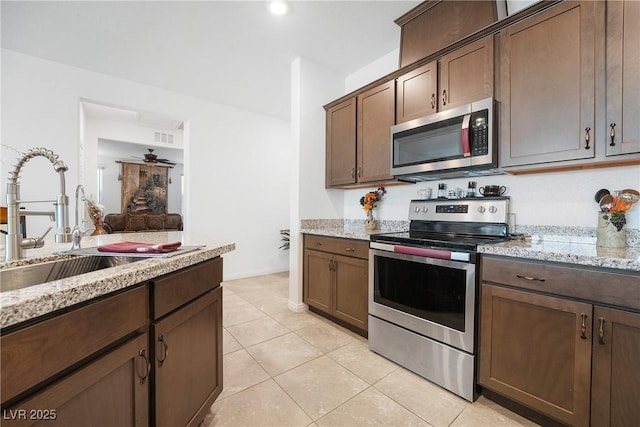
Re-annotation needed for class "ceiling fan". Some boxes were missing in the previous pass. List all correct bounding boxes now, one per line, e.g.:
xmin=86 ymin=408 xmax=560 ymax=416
xmin=132 ymin=148 xmax=176 ymax=167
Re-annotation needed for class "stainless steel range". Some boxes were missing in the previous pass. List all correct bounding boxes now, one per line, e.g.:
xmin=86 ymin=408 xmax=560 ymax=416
xmin=368 ymin=197 xmax=509 ymax=402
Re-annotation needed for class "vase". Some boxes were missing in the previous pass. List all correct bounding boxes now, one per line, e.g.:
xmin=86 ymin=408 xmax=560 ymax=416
xmin=364 ymin=210 xmax=379 ymax=231
xmin=91 ymin=220 xmax=108 ymax=236
xmin=596 ymin=212 xmax=626 ymax=248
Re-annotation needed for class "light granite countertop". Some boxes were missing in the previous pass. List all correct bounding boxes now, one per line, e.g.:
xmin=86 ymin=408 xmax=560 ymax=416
xmin=301 ymin=220 xmax=640 ymax=274
xmin=0 ymin=232 xmax=235 ymax=329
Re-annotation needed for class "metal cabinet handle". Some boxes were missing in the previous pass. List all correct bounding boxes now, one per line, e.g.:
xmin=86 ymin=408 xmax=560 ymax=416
xmin=580 ymin=313 xmax=588 ymax=340
xmin=609 ymin=123 xmax=616 ymax=147
xmin=442 ymin=90 xmax=447 ymax=106
xmin=584 ymin=127 xmax=591 ymax=150
xmin=357 ymin=166 xmax=362 ymax=178
xmin=430 ymin=93 xmax=436 ymax=109
xmin=328 ymin=259 xmax=334 ymax=271
xmin=351 ymin=168 xmax=355 ymax=179
xmin=137 ymin=349 xmax=151 ymax=384
xmin=157 ymin=335 xmax=169 ymax=367
xmin=345 ymin=247 xmax=355 ymax=252
xmin=598 ymin=317 xmax=605 ymax=345
xmin=516 ymin=274 xmax=545 ymax=282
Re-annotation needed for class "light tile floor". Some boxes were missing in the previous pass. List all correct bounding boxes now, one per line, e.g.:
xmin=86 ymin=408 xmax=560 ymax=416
xmin=203 ymin=272 xmax=540 ymax=427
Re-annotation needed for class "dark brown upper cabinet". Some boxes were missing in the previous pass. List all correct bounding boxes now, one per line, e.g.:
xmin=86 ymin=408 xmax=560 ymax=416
xmin=606 ymin=0 xmax=640 ymax=157
xmin=498 ymin=1 xmax=596 ymax=168
xmin=326 ymin=80 xmax=395 ymax=188
xmin=396 ymin=36 xmax=494 ymax=124
xmin=396 ymin=0 xmax=498 ymax=68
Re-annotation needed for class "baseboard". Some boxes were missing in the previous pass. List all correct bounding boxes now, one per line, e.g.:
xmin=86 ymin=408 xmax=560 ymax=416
xmin=287 ymin=300 xmax=307 ymax=312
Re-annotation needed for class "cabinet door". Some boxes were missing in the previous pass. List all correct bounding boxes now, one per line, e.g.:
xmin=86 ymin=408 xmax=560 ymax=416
xmin=2 ymin=334 xmax=149 ymax=427
xmin=303 ymin=249 xmax=333 ymax=312
xmin=153 ymin=287 xmax=223 ymax=427
xmin=479 ymin=284 xmax=592 ymax=426
xmin=591 ymin=307 xmax=640 ymax=427
xmin=439 ymin=37 xmax=494 ymax=111
xmin=333 ymin=254 xmax=368 ymax=332
xmin=396 ymin=61 xmax=437 ymax=123
xmin=499 ymin=1 xmax=596 ymax=167
xmin=357 ymin=80 xmax=395 ymax=183
xmin=606 ymin=0 xmax=640 ymax=156
xmin=326 ymin=98 xmax=356 ymax=186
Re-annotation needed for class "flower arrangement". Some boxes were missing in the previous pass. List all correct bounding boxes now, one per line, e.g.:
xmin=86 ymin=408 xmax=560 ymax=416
xmin=360 ymin=187 xmax=386 ymax=230
xmin=360 ymin=187 xmax=387 ymax=212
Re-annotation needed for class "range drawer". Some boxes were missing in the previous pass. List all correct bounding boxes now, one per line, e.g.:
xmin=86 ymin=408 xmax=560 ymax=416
xmin=482 ymin=256 xmax=640 ymax=311
xmin=304 ymin=235 xmax=369 ymax=259
xmin=153 ymin=257 xmax=222 ymax=320
xmin=1 ymin=285 xmax=147 ymax=404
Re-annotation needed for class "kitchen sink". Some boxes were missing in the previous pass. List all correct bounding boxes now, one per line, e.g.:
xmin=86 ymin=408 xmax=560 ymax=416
xmin=0 ymin=255 xmax=143 ymax=292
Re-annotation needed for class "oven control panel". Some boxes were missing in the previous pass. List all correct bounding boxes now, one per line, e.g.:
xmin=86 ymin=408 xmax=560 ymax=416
xmin=409 ymin=197 xmax=509 ymax=223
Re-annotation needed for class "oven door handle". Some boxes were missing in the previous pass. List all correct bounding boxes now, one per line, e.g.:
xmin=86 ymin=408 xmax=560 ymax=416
xmin=370 ymin=242 xmax=470 ymax=262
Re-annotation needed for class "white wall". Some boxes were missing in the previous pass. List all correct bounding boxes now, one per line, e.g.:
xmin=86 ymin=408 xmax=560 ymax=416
xmin=343 ymin=167 xmax=640 ymax=229
xmin=1 ymin=49 xmax=290 ymax=279
xmin=345 ymin=48 xmax=400 ymax=92
xmin=289 ymin=57 xmax=347 ymax=309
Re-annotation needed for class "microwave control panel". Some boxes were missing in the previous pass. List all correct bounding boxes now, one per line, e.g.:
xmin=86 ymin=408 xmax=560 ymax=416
xmin=470 ymin=111 xmax=489 ymax=157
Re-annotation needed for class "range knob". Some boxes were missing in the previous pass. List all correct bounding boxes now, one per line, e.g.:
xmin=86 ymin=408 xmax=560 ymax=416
xmin=489 ymin=206 xmax=498 ymax=214
xmin=414 ymin=206 xmax=421 ymax=213
xmin=477 ymin=206 xmax=486 ymax=213
xmin=422 ymin=206 xmax=428 ymax=213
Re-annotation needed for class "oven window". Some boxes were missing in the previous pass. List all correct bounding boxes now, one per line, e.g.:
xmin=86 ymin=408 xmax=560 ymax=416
xmin=374 ymin=255 xmax=466 ymax=332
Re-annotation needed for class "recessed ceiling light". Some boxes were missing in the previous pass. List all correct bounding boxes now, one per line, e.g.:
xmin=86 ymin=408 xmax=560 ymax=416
xmin=269 ymin=1 xmax=288 ymax=16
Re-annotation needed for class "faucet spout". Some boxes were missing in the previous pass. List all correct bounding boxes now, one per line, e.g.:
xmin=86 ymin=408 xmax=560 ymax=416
xmin=71 ymin=184 xmax=88 ymax=250
xmin=5 ymin=147 xmax=72 ymax=261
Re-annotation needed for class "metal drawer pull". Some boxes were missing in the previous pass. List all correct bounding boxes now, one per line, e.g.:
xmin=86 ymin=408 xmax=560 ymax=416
xmin=609 ymin=123 xmax=616 ymax=147
xmin=580 ymin=313 xmax=588 ymax=340
xmin=137 ymin=349 xmax=151 ymax=384
xmin=345 ymin=247 xmax=355 ymax=252
xmin=598 ymin=317 xmax=605 ymax=345
xmin=157 ymin=335 xmax=169 ymax=366
xmin=584 ymin=127 xmax=591 ymax=150
xmin=430 ymin=93 xmax=436 ymax=109
xmin=442 ymin=89 xmax=447 ymax=106
xmin=516 ymin=274 xmax=545 ymax=282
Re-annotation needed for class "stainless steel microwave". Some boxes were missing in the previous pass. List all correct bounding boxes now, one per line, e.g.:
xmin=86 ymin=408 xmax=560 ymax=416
xmin=390 ymin=97 xmax=498 ymax=181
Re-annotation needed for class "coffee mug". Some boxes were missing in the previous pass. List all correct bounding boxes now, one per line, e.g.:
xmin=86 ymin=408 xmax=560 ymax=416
xmin=479 ymin=185 xmax=507 ymax=196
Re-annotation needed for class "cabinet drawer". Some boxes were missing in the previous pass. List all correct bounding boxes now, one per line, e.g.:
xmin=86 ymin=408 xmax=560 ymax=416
xmin=482 ymin=256 xmax=640 ymax=311
xmin=304 ymin=235 xmax=369 ymax=259
xmin=153 ymin=257 xmax=222 ymax=320
xmin=1 ymin=285 xmax=147 ymax=405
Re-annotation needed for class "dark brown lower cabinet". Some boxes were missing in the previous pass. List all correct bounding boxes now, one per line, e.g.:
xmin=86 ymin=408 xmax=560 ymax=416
xmin=303 ymin=235 xmax=368 ymax=335
xmin=2 ymin=333 xmax=149 ymax=427
xmin=479 ymin=284 xmax=592 ymax=426
xmin=1 ymin=257 xmax=225 ymax=427
xmin=591 ymin=307 xmax=640 ymax=427
xmin=480 ymin=255 xmax=640 ymax=426
xmin=153 ymin=286 xmax=223 ymax=427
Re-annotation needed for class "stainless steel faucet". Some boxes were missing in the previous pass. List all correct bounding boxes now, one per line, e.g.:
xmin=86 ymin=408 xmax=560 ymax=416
xmin=71 ymin=184 xmax=91 ymax=250
xmin=5 ymin=147 xmax=72 ymax=261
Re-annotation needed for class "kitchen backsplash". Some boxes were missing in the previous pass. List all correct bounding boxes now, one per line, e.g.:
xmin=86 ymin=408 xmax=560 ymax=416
xmin=342 ymin=166 xmax=640 ymax=231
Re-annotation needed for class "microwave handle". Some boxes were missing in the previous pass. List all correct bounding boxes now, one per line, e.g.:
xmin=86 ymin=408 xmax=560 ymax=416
xmin=461 ymin=114 xmax=471 ymax=157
